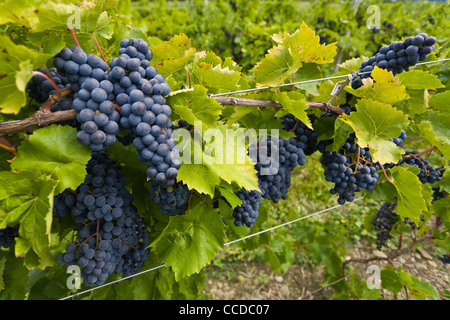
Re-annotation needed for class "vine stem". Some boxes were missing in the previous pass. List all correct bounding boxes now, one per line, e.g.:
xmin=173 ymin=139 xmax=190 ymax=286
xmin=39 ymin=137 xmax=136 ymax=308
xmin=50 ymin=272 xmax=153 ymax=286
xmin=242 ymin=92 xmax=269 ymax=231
xmin=402 ymin=147 xmax=437 ymax=159
xmin=91 ymin=33 xmax=109 ymax=70
xmin=400 ymin=136 xmax=420 ymax=147
xmin=380 ymin=164 xmax=393 ymax=184
xmin=32 ymin=71 xmax=61 ymax=99
xmin=342 ymin=218 xmax=442 ymax=277
xmin=69 ymin=28 xmax=80 ymax=47
xmin=0 ymin=96 xmax=348 ymax=135
xmin=185 ymin=66 xmax=191 ymax=89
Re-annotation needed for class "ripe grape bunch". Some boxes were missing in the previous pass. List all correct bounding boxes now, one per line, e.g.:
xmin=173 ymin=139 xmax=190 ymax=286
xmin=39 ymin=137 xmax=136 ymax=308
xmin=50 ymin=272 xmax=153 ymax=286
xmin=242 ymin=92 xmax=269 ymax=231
xmin=372 ymin=202 xmax=399 ymax=250
xmin=108 ymin=38 xmax=181 ymax=188
xmin=0 ymin=225 xmax=19 ymax=249
xmin=57 ymin=151 xmax=149 ymax=286
xmin=54 ymin=45 xmax=120 ymax=151
xmin=27 ymin=67 xmax=74 ymax=112
xmin=253 ymin=136 xmax=307 ymax=203
xmin=321 ymin=133 xmax=380 ymax=205
xmin=150 ymin=180 xmax=191 ymax=216
xmin=351 ymin=33 xmax=437 ymax=89
xmin=232 ymin=188 xmax=263 ymax=228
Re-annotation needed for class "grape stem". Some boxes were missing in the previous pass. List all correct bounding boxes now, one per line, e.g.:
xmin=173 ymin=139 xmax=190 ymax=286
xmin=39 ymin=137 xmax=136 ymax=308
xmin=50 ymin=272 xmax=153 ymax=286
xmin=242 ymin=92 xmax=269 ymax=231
xmin=32 ymin=71 xmax=62 ymax=100
xmin=185 ymin=66 xmax=191 ymax=89
xmin=69 ymin=28 xmax=80 ymax=47
xmin=402 ymin=147 xmax=437 ymax=160
xmin=91 ymin=33 xmax=109 ymax=70
xmin=380 ymin=164 xmax=393 ymax=184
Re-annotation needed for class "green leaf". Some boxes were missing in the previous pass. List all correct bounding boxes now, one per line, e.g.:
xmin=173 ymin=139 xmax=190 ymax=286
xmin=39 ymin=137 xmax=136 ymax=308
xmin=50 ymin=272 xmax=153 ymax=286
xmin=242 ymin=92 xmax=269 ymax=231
xmin=429 ymin=90 xmax=450 ymax=113
xmin=0 ymin=252 xmax=28 ymax=300
xmin=192 ymin=51 xmax=244 ymax=94
xmin=272 ymin=21 xmax=337 ymax=65
xmin=397 ymin=70 xmax=444 ymax=90
xmin=381 ymin=265 xmax=402 ymax=294
xmin=10 ymin=125 xmax=91 ymax=194
xmin=31 ymin=1 xmax=115 ymax=34
xmin=431 ymin=198 xmax=449 ymax=222
xmin=250 ymin=43 xmax=301 ymax=87
xmin=150 ymin=202 xmax=225 ymax=280
xmin=0 ymin=36 xmax=52 ymax=114
xmin=385 ymin=166 xmax=428 ymax=226
xmin=340 ymin=98 xmax=409 ymax=164
xmin=398 ymin=89 xmax=428 ymax=117
xmin=274 ymin=91 xmax=312 ymax=129
xmin=345 ymin=67 xmax=408 ymax=105
xmin=150 ymin=33 xmax=196 ymax=78
xmin=167 ymin=85 xmax=223 ymax=129
xmin=0 ymin=170 xmax=58 ymax=260
xmin=411 ymin=111 xmax=450 ymax=159
xmin=217 ymin=181 xmax=242 ymax=209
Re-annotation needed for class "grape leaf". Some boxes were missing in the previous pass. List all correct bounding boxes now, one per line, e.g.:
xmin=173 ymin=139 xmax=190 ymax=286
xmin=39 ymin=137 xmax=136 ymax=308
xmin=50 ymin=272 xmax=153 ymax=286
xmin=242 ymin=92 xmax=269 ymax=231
xmin=192 ymin=51 xmax=244 ymax=94
xmin=386 ymin=166 xmax=428 ymax=226
xmin=167 ymin=85 xmax=223 ymax=129
xmin=380 ymin=265 xmax=403 ymax=294
xmin=0 ymin=252 xmax=29 ymax=300
xmin=272 ymin=21 xmax=337 ymax=65
xmin=0 ymin=170 xmax=57 ymax=260
xmin=250 ymin=43 xmax=301 ymax=87
xmin=10 ymin=125 xmax=92 ymax=194
xmin=397 ymin=70 xmax=444 ymax=90
xmin=150 ymin=33 xmax=196 ymax=78
xmin=150 ymin=202 xmax=225 ymax=280
xmin=429 ymin=90 xmax=450 ymax=113
xmin=0 ymin=36 xmax=52 ymax=114
xmin=274 ymin=91 xmax=312 ymax=129
xmin=340 ymin=98 xmax=409 ymax=164
xmin=410 ymin=111 xmax=450 ymax=159
xmin=176 ymin=126 xmax=260 ymax=197
xmin=345 ymin=67 xmax=408 ymax=105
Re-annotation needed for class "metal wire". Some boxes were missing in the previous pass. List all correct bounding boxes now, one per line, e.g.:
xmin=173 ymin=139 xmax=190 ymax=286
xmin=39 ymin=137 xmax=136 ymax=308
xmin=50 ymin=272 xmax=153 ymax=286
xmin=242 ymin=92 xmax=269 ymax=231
xmin=208 ymin=58 xmax=450 ymax=98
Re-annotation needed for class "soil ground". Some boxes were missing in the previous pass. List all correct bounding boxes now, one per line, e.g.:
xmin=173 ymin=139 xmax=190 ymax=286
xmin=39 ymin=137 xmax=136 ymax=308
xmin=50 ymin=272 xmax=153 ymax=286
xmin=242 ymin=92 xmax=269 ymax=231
xmin=203 ymin=240 xmax=449 ymax=300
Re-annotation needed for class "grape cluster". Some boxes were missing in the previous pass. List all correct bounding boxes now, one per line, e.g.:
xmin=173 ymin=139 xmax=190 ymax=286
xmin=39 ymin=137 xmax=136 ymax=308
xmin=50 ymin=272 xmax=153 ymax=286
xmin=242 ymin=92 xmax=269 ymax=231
xmin=281 ymin=114 xmax=320 ymax=155
xmin=150 ymin=180 xmax=191 ymax=216
xmin=57 ymin=152 xmax=149 ymax=286
xmin=0 ymin=225 xmax=19 ymax=249
xmin=54 ymin=46 xmax=109 ymax=92
xmin=352 ymin=33 xmax=437 ymax=89
xmin=399 ymin=152 xmax=443 ymax=184
xmin=54 ymin=45 xmax=119 ymax=151
xmin=432 ymin=186 xmax=448 ymax=202
xmin=27 ymin=67 xmax=74 ymax=112
xmin=254 ymin=136 xmax=307 ymax=203
xmin=107 ymin=38 xmax=180 ymax=188
xmin=232 ymin=188 xmax=263 ymax=228
xmin=321 ymin=134 xmax=380 ymax=205
xmin=53 ymin=189 xmax=76 ymax=218
xmin=372 ymin=202 xmax=399 ymax=250
xmin=439 ymin=254 xmax=450 ymax=265
xmin=390 ymin=130 xmax=407 ymax=148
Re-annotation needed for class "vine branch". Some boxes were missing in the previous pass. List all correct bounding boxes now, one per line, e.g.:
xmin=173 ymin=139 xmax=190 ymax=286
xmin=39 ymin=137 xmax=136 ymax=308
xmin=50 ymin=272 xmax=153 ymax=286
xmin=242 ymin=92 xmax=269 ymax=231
xmin=342 ymin=218 xmax=442 ymax=276
xmin=0 ymin=95 xmax=348 ymax=135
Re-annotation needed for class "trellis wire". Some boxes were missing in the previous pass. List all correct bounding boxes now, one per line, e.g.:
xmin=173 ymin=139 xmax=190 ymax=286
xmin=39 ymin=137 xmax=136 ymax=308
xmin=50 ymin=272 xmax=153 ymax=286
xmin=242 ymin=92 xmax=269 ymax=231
xmin=60 ymin=197 xmax=364 ymax=300
xmin=208 ymin=58 xmax=450 ymax=98
xmin=298 ymin=271 xmax=358 ymax=300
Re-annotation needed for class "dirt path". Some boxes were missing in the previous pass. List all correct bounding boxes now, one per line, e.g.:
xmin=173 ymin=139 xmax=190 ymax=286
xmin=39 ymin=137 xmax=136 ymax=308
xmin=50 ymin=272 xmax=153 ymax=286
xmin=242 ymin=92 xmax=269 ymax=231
xmin=204 ymin=241 xmax=449 ymax=300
